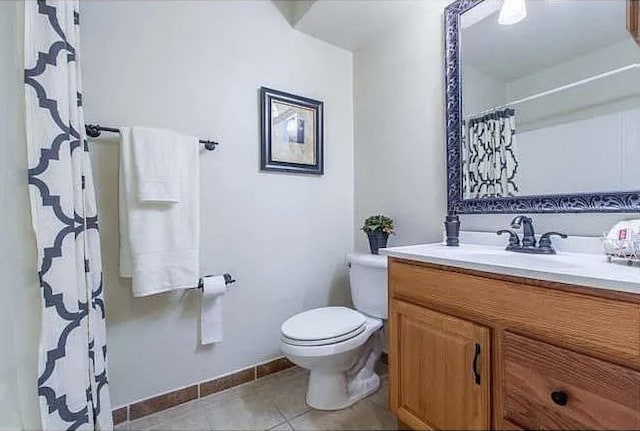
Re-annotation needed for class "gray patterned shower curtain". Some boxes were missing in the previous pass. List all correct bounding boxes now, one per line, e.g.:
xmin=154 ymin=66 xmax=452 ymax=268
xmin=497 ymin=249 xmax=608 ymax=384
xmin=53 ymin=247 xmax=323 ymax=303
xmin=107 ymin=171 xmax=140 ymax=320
xmin=24 ymin=1 xmax=112 ymax=429
xmin=463 ymin=108 xmax=519 ymax=199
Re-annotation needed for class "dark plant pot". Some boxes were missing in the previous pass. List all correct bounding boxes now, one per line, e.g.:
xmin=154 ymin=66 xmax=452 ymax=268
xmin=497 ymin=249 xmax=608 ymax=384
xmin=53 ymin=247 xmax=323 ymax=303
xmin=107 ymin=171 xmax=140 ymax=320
xmin=367 ymin=231 xmax=389 ymax=255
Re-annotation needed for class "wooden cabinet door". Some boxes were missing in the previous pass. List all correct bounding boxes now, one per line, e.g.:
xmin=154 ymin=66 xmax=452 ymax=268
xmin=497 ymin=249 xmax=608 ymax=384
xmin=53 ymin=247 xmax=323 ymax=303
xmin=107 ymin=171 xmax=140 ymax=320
xmin=389 ymin=299 xmax=491 ymax=430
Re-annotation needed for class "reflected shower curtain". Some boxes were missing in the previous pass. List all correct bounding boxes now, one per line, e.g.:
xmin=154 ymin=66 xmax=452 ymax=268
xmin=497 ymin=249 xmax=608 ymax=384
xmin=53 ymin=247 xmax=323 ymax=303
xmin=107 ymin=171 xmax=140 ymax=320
xmin=24 ymin=1 xmax=112 ymax=429
xmin=463 ymin=108 xmax=519 ymax=199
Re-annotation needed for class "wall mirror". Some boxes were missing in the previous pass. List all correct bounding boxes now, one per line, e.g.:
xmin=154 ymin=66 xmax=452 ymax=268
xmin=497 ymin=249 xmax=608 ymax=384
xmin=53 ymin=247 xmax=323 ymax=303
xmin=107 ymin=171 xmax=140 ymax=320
xmin=445 ymin=0 xmax=640 ymax=213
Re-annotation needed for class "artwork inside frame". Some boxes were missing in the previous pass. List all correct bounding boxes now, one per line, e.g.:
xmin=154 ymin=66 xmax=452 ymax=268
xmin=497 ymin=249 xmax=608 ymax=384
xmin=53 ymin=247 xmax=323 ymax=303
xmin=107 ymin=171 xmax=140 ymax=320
xmin=260 ymin=87 xmax=324 ymax=175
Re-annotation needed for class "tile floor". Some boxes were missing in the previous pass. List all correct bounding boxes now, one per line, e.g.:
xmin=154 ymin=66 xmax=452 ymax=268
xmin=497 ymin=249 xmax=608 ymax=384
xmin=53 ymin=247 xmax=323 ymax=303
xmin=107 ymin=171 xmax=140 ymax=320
xmin=118 ymin=365 xmax=397 ymax=430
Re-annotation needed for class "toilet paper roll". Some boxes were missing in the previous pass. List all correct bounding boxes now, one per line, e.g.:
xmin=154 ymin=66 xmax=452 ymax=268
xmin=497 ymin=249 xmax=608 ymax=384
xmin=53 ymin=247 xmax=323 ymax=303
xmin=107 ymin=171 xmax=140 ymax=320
xmin=201 ymin=275 xmax=227 ymax=345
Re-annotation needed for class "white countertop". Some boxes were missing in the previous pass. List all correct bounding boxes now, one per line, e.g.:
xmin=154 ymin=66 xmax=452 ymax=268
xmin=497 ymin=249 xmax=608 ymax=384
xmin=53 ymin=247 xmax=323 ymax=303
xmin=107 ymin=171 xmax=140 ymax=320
xmin=382 ymin=235 xmax=640 ymax=296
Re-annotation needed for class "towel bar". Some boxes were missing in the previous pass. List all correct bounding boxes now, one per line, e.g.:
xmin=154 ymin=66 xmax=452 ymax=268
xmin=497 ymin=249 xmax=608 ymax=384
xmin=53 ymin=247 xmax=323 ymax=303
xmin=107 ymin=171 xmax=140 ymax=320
xmin=189 ymin=273 xmax=235 ymax=291
xmin=85 ymin=123 xmax=219 ymax=150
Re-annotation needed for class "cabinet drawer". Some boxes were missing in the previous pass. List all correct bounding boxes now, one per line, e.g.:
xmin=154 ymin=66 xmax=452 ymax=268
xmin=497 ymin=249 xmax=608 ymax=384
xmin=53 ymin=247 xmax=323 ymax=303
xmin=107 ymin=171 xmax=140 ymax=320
xmin=502 ymin=331 xmax=640 ymax=430
xmin=389 ymin=260 xmax=640 ymax=365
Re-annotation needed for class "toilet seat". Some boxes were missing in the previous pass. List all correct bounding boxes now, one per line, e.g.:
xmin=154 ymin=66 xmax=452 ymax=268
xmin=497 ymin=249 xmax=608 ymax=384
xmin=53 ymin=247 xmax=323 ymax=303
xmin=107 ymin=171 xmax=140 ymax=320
xmin=280 ymin=315 xmax=383 ymax=359
xmin=281 ymin=307 xmax=366 ymax=346
xmin=282 ymin=325 xmax=366 ymax=346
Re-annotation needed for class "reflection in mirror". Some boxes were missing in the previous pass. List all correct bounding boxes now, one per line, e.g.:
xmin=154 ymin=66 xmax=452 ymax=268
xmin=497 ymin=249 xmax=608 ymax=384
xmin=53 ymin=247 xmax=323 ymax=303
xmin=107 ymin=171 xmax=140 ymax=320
xmin=460 ymin=0 xmax=640 ymax=200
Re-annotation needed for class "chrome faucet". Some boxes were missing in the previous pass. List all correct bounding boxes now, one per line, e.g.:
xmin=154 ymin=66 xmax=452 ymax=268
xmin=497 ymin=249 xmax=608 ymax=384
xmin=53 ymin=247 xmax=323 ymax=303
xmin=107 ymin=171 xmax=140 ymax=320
xmin=497 ymin=215 xmax=567 ymax=254
xmin=510 ymin=215 xmax=536 ymax=247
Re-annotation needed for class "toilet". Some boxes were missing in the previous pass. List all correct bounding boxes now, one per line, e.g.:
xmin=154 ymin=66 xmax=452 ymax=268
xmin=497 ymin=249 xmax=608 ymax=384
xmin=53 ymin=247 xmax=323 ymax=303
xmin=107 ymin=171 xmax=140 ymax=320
xmin=280 ymin=253 xmax=387 ymax=410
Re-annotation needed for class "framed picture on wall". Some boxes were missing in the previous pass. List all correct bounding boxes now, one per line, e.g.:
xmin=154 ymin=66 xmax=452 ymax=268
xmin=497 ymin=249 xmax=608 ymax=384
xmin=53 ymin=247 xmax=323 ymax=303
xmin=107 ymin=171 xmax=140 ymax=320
xmin=260 ymin=87 xmax=324 ymax=175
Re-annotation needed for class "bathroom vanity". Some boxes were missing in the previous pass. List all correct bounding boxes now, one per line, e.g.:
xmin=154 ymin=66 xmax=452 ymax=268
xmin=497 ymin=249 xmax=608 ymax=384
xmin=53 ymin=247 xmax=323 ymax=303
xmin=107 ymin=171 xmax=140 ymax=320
xmin=384 ymin=242 xmax=640 ymax=430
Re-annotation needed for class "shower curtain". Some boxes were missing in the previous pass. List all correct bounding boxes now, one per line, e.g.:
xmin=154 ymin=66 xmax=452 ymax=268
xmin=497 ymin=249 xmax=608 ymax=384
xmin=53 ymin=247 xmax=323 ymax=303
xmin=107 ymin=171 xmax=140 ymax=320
xmin=463 ymin=108 xmax=519 ymax=199
xmin=24 ymin=1 xmax=112 ymax=429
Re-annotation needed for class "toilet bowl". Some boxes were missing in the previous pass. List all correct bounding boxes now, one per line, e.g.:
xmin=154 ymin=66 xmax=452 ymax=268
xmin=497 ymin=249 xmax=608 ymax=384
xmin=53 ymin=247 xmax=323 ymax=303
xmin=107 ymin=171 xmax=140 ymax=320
xmin=280 ymin=253 xmax=388 ymax=410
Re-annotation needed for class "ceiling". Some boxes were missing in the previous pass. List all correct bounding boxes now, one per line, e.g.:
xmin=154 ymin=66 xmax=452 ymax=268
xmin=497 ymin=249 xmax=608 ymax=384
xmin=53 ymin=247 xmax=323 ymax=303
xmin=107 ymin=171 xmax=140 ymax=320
xmin=462 ymin=0 xmax=630 ymax=81
xmin=272 ymin=0 xmax=317 ymax=26
xmin=273 ymin=0 xmax=426 ymax=52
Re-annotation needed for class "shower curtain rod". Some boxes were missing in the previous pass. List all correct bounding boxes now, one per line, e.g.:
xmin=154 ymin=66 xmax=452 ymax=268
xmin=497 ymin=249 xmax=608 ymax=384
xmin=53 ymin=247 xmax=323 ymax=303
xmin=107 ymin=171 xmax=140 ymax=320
xmin=85 ymin=124 xmax=219 ymax=150
xmin=473 ymin=63 xmax=640 ymax=117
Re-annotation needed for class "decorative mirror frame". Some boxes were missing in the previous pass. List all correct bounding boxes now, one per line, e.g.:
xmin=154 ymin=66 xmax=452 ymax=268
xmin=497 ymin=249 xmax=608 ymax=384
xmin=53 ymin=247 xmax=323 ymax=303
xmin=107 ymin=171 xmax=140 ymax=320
xmin=445 ymin=0 xmax=640 ymax=214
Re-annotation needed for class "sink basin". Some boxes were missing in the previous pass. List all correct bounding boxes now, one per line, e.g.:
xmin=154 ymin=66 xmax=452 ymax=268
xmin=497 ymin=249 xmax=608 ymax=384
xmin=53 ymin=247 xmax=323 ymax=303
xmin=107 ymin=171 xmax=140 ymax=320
xmin=460 ymin=251 xmax=579 ymax=270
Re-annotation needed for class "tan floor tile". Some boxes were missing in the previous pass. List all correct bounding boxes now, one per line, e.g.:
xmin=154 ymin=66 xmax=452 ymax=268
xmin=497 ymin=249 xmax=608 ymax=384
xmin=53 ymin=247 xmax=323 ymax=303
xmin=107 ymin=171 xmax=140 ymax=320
xmin=152 ymin=414 xmax=210 ymax=431
xmin=121 ymin=363 xmax=396 ymax=431
xmin=288 ymin=408 xmax=353 ymax=431
xmin=201 ymin=385 xmax=286 ymax=430
xmin=369 ymin=376 xmax=389 ymax=408
xmin=289 ymin=398 xmax=397 ymax=431
xmin=198 ymin=379 xmax=263 ymax=408
xmin=256 ymin=368 xmax=311 ymax=420
xmin=350 ymin=398 xmax=397 ymax=430
xmin=129 ymin=415 xmax=161 ymax=430
xmin=129 ymin=400 xmax=206 ymax=430
xmin=268 ymin=421 xmax=294 ymax=431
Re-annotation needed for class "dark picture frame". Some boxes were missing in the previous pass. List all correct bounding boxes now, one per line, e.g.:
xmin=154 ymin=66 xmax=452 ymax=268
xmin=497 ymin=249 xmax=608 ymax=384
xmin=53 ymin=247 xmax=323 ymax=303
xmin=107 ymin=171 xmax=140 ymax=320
xmin=627 ymin=0 xmax=640 ymax=46
xmin=444 ymin=0 xmax=640 ymax=214
xmin=260 ymin=87 xmax=324 ymax=175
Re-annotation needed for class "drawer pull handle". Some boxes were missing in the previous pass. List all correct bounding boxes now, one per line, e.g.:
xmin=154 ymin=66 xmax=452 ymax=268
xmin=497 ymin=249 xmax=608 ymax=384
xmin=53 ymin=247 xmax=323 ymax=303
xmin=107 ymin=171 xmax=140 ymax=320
xmin=551 ymin=391 xmax=568 ymax=406
xmin=472 ymin=343 xmax=481 ymax=385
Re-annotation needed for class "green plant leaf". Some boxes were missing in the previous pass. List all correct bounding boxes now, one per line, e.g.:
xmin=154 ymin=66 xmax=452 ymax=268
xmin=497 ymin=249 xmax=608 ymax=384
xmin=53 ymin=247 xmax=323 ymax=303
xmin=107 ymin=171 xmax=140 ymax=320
xmin=362 ymin=214 xmax=395 ymax=234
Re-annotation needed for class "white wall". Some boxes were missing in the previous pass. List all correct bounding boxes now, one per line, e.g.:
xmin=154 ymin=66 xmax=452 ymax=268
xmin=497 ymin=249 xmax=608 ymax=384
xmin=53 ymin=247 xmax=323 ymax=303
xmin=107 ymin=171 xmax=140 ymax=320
xmin=462 ymin=64 xmax=506 ymax=118
xmin=80 ymin=1 xmax=354 ymax=408
xmin=507 ymin=39 xmax=640 ymax=103
xmin=507 ymin=39 xmax=640 ymax=131
xmin=353 ymin=0 xmax=449 ymax=252
xmin=517 ymin=109 xmax=640 ymax=195
xmin=0 ymin=1 xmax=42 ymax=429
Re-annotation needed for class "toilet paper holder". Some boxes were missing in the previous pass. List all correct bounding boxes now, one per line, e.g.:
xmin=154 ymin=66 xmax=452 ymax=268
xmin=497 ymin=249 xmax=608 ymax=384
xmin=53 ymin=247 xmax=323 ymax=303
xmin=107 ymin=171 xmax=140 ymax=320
xmin=190 ymin=273 xmax=235 ymax=291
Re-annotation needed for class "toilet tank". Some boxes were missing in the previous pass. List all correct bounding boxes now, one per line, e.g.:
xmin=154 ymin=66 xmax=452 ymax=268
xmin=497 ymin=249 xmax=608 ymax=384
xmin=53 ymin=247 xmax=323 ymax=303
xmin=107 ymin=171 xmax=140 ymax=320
xmin=347 ymin=253 xmax=388 ymax=319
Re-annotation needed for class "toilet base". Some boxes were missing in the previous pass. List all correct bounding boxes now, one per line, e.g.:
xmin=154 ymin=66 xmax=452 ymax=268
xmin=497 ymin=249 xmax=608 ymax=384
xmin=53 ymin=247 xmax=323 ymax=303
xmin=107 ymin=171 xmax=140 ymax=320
xmin=305 ymin=329 xmax=383 ymax=410
xmin=306 ymin=369 xmax=380 ymax=411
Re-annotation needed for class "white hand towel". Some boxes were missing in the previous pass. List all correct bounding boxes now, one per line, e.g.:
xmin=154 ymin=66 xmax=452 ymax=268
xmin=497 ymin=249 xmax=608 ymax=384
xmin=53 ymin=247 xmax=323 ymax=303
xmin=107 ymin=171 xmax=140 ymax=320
xmin=119 ymin=127 xmax=200 ymax=296
xmin=201 ymin=275 xmax=227 ymax=344
xmin=131 ymin=127 xmax=183 ymax=203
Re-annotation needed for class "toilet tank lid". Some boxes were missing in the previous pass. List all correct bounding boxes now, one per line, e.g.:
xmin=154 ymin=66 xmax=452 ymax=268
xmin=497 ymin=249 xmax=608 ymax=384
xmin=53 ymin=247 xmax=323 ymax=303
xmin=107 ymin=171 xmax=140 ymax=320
xmin=347 ymin=253 xmax=387 ymax=269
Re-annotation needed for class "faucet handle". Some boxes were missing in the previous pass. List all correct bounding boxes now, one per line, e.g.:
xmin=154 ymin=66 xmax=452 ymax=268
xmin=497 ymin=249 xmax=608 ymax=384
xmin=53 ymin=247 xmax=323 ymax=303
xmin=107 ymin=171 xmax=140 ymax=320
xmin=539 ymin=231 xmax=568 ymax=251
xmin=497 ymin=229 xmax=520 ymax=247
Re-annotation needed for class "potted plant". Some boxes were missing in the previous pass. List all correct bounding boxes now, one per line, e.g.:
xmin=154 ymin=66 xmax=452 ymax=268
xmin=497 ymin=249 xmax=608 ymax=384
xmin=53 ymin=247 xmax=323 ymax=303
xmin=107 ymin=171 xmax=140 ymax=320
xmin=362 ymin=215 xmax=394 ymax=255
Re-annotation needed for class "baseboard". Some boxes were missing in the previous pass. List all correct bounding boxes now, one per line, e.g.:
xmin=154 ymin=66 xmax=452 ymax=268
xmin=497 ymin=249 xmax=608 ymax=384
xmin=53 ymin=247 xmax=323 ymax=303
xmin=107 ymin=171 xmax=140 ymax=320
xmin=112 ymin=356 xmax=295 ymax=424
